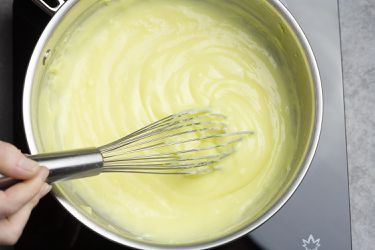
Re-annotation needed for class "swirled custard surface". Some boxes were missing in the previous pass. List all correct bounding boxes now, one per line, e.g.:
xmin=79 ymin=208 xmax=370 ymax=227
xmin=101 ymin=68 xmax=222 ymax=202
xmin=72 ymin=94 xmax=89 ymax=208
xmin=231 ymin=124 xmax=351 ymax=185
xmin=36 ymin=0 xmax=299 ymax=243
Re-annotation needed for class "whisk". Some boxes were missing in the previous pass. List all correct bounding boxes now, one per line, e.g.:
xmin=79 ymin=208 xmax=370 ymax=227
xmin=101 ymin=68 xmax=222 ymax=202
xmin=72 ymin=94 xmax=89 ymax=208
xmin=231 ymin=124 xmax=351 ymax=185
xmin=0 ymin=110 xmax=251 ymax=190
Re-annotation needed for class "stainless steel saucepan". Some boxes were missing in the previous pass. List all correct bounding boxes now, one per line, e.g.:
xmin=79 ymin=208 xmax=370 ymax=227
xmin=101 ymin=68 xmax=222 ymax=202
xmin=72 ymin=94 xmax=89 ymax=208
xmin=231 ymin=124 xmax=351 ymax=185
xmin=24 ymin=0 xmax=322 ymax=249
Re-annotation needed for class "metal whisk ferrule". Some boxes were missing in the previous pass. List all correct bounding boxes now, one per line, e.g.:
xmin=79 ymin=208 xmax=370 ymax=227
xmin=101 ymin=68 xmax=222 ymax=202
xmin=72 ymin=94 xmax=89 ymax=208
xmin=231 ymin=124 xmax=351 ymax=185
xmin=0 ymin=110 xmax=252 ymax=190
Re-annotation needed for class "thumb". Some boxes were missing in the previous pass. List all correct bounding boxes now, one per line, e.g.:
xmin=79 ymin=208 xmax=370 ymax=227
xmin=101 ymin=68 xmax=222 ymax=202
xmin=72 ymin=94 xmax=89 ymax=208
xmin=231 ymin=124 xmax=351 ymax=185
xmin=0 ymin=141 xmax=40 ymax=180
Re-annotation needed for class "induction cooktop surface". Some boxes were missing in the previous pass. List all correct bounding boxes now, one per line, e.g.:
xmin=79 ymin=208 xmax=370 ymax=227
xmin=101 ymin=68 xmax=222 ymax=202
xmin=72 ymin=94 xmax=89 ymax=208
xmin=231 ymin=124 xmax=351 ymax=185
xmin=12 ymin=0 xmax=351 ymax=249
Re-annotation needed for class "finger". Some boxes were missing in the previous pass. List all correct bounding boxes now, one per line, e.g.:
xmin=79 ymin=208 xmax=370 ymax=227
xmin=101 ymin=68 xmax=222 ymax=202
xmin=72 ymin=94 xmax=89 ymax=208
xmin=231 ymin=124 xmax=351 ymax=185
xmin=0 ymin=141 xmax=39 ymax=180
xmin=0 ymin=183 xmax=51 ymax=245
xmin=0 ymin=167 xmax=49 ymax=218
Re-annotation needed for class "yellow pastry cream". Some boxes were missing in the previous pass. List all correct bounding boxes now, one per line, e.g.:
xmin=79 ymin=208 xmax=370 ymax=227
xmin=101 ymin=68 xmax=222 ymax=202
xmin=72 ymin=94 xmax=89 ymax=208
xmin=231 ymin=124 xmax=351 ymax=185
xmin=36 ymin=0 xmax=300 ymax=244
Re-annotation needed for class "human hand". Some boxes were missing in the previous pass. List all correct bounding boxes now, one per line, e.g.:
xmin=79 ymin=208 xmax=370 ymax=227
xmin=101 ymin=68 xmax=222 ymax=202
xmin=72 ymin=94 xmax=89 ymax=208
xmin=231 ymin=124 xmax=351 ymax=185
xmin=0 ymin=141 xmax=51 ymax=245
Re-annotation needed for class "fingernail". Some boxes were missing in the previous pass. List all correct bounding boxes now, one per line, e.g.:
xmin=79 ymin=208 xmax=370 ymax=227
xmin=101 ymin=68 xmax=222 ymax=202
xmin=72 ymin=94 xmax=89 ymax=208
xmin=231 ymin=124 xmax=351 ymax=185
xmin=18 ymin=157 xmax=39 ymax=173
xmin=40 ymin=183 xmax=52 ymax=198
xmin=39 ymin=167 xmax=50 ymax=181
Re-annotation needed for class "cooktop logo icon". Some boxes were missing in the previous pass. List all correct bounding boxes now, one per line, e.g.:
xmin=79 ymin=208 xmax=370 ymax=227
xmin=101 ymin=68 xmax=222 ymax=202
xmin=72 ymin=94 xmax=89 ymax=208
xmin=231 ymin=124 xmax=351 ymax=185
xmin=302 ymin=234 xmax=321 ymax=250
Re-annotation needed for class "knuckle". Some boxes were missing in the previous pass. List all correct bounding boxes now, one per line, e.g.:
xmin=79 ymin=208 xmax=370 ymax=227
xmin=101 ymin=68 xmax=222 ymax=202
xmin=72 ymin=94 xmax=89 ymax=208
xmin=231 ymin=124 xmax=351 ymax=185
xmin=0 ymin=194 xmax=13 ymax=217
xmin=1 ymin=206 xmax=12 ymax=218
xmin=0 ymin=142 xmax=17 ymax=158
xmin=14 ymin=154 xmax=26 ymax=171
xmin=0 ymin=143 xmax=22 ymax=172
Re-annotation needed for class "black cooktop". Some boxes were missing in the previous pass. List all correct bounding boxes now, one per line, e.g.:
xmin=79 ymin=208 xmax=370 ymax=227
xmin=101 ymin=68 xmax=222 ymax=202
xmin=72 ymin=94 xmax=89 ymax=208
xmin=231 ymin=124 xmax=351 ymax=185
xmin=11 ymin=0 xmax=352 ymax=249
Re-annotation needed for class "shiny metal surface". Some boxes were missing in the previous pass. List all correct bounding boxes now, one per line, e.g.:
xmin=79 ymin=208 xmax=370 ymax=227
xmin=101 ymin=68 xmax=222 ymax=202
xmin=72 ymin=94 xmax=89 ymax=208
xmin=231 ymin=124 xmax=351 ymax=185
xmin=29 ymin=148 xmax=103 ymax=183
xmin=23 ymin=0 xmax=322 ymax=249
xmin=31 ymin=0 xmax=66 ymax=16
xmin=0 ymin=148 xmax=102 ymax=190
xmin=249 ymin=0 xmax=352 ymax=249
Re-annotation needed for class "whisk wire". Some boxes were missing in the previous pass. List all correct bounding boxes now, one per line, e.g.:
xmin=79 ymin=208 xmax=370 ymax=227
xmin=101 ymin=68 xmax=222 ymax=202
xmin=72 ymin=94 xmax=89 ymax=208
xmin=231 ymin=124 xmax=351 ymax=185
xmin=97 ymin=110 xmax=252 ymax=174
xmin=100 ymin=110 xmax=225 ymax=152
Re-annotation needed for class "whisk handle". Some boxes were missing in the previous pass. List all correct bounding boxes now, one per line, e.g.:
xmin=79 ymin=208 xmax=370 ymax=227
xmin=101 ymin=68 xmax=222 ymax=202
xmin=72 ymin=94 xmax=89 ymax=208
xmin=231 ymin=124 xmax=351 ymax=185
xmin=0 ymin=148 xmax=103 ymax=190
